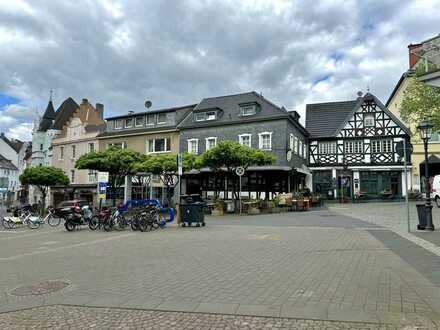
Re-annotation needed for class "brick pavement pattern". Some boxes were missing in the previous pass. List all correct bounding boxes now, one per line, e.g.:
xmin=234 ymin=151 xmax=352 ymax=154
xmin=1 ymin=207 xmax=439 ymax=328
xmin=0 ymin=305 xmax=406 ymax=330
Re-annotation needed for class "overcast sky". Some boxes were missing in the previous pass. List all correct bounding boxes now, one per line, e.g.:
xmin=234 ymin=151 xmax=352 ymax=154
xmin=0 ymin=0 xmax=439 ymax=141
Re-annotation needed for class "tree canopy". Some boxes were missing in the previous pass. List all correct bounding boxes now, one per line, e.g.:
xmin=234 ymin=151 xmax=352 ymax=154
xmin=20 ymin=166 xmax=69 ymax=213
xmin=199 ymin=140 xmax=276 ymax=172
xmin=401 ymin=77 xmax=440 ymax=136
xmin=135 ymin=152 xmax=202 ymax=175
xmin=20 ymin=166 xmax=70 ymax=190
xmin=75 ymin=147 xmax=146 ymax=177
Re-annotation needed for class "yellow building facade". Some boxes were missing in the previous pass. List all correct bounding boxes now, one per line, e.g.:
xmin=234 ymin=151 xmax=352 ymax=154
xmin=387 ymin=74 xmax=440 ymax=191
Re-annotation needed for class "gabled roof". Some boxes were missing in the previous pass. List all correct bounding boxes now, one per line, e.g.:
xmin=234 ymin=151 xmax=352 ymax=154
xmin=0 ymin=154 xmax=18 ymax=170
xmin=52 ymin=97 xmax=79 ymax=130
xmin=177 ymin=91 xmax=308 ymax=135
xmin=385 ymin=71 xmax=413 ymax=107
xmin=0 ymin=134 xmax=24 ymax=153
xmin=306 ymin=100 xmax=358 ymax=138
xmin=306 ymin=93 xmax=411 ymax=138
xmin=38 ymin=100 xmax=56 ymax=131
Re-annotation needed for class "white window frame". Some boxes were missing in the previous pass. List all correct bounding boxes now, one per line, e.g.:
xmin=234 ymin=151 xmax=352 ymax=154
xmin=135 ymin=116 xmax=144 ymax=127
xmin=206 ymin=111 xmax=216 ymax=121
xmin=205 ymin=137 xmax=217 ymax=150
xmin=299 ymin=140 xmax=303 ymax=157
xmin=371 ymin=140 xmax=381 ymax=153
xmin=88 ymin=143 xmax=95 ymax=153
xmin=88 ymin=170 xmax=98 ymax=183
xmin=364 ymin=114 xmax=375 ymax=127
xmin=240 ymin=105 xmax=256 ymax=116
xmin=125 ymin=117 xmax=133 ymax=128
xmin=194 ymin=112 xmax=206 ymax=122
xmin=303 ymin=142 xmax=307 ymax=159
xmin=239 ymin=134 xmax=252 ymax=148
xmin=146 ymin=114 xmax=155 ymax=125
xmin=382 ymin=139 xmax=392 ymax=153
xmin=318 ymin=141 xmax=337 ymax=154
xmin=156 ymin=113 xmax=167 ymax=124
xmin=114 ymin=119 xmax=123 ymax=130
xmin=258 ymin=132 xmax=272 ymax=150
xmin=194 ymin=111 xmax=217 ymax=122
xmin=188 ymin=139 xmax=199 ymax=154
xmin=289 ymin=134 xmax=294 ymax=151
xmin=107 ymin=142 xmax=127 ymax=149
xmin=294 ymin=136 xmax=298 ymax=154
xmin=146 ymin=138 xmax=171 ymax=154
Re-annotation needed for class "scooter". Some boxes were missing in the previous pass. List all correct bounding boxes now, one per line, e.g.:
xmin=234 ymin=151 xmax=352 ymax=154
xmin=64 ymin=204 xmax=93 ymax=232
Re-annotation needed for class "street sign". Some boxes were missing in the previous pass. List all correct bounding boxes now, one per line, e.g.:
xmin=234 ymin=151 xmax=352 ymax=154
xmin=99 ymin=182 xmax=107 ymax=200
xmin=235 ymin=166 xmax=245 ymax=176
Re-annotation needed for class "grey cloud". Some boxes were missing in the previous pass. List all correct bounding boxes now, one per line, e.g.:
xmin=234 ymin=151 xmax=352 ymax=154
xmin=0 ymin=0 xmax=439 ymax=142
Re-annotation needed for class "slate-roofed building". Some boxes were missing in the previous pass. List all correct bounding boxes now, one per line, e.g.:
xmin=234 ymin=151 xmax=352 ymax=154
xmin=30 ymin=96 xmax=80 ymax=204
xmin=306 ymin=92 xmax=411 ymax=200
xmin=98 ymin=103 xmax=196 ymax=202
xmin=177 ymin=91 xmax=309 ymax=199
xmin=50 ymin=99 xmax=106 ymax=207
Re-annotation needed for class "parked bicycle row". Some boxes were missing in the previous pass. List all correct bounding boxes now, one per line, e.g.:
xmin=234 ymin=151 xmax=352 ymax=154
xmin=2 ymin=199 xmax=176 ymax=232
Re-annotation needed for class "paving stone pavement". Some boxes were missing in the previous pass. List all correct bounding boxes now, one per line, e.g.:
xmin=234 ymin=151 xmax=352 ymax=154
xmin=1 ymin=208 xmax=440 ymax=328
xmin=0 ymin=305 xmax=420 ymax=329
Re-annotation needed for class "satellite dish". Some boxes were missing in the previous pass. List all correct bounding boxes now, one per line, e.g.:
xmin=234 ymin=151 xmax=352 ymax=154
xmin=357 ymin=91 xmax=363 ymax=97
xmin=145 ymin=100 xmax=152 ymax=109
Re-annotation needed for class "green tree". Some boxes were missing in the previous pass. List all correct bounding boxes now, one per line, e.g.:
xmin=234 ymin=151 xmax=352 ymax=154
xmin=75 ymin=147 xmax=146 ymax=204
xmin=199 ymin=140 xmax=276 ymax=199
xmin=401 ymin=77 xmax=440 ymax=139
xmin=19 ymin=166 xmax=69 ymax=215
xmin=135 ymin=152 xmax=202 ymax=205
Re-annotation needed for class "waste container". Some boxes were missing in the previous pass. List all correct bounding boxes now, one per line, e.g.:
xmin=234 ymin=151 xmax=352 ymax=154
xmin=180 ymin=194 xmax=206 ymax=227
xmin=416 ymin=204 xmax=432 ymax=230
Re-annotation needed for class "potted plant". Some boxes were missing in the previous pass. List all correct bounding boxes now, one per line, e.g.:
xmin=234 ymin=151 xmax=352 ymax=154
xmin=271 ymin=195 xmax=282 ymax=213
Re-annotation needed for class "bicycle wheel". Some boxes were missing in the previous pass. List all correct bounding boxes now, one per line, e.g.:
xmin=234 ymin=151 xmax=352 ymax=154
xmin=138 ymin=217 xmax=151 ymax=232
xmin=48 ymin=215 xmax=61 ymax=227
xmin=2 ymin=218 xmax=11 ymax=229
xmin=115 ymin=215 xmax=127 ymax=231
xmin=27 ymin=218 xmax=41 ymax=229
xmin=89 ymin=216 xmax=99 ymax=230
xmin=131 ymin=217 xmax=139 ymax=231
xmin=103 ymin=218 xmax=113 ymax=232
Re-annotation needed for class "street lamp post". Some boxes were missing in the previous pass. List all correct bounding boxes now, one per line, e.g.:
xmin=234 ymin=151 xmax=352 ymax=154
xmin=417 ymin=120 xmax=435 ymax=231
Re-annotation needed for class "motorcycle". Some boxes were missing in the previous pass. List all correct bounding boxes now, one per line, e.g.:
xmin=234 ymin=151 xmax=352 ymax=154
xmin=64 ymin=204 xmax=93 ymax=232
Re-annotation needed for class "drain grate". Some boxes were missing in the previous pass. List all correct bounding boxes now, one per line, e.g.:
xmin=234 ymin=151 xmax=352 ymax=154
xmin=10 ymin=280 xmax=69 ymax=296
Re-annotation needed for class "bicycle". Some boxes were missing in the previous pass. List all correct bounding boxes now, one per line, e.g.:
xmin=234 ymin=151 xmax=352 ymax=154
xmin=40 ymin=207 xmax=63 ymax=227
xmin=2 ymin=210 xmax=40 ymax=230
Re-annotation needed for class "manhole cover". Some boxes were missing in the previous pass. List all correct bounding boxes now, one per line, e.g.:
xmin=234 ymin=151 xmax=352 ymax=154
xmin=10 ymin=280 xmax=69 ymax=296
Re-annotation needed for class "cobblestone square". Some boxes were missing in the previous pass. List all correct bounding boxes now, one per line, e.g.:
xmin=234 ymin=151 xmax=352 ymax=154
xmin=1 ymin=206 xmax=439 ymax=328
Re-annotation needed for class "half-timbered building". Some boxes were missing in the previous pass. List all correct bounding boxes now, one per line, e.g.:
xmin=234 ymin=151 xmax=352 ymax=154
xmin=306 ymin=92 xmax=411 ymax=200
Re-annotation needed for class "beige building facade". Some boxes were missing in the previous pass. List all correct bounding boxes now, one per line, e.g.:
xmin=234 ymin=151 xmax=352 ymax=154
xmin=51 ymin=99 xmax=105 ymax=206
xmin=387 ymin=34 xmax=440 ymax=191
xmin=97 ymin=104 xmax=195 ymax=203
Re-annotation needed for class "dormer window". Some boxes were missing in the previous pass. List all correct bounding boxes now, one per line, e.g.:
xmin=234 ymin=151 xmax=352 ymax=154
xmin=240 ymin=104 xmax=257 ymax=116
xmin=125 ymin=118 xmax=133 ymax=128
xmin=114 ymin=119 xmax=123 ymax=129
xmin=157 ymin=113 xmax=167 ymax=124
xmin=135 ymin=116 xmax=144 ymax=127
xmin=194 ymin=111 xmax=217 ymax=122
xmin=364 ymin=114 xmax=375 ymax=127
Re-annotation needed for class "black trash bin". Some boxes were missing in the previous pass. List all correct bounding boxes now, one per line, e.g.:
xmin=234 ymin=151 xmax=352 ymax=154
xmin=416 ymin=204 xmax=429 ymax=230
xmin=180 ymin=194 xmax=206 ymax=227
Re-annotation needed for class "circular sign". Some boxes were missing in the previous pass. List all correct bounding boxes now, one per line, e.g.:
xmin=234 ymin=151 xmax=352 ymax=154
xmin=235 ymin=166 xmax=245 ymax=176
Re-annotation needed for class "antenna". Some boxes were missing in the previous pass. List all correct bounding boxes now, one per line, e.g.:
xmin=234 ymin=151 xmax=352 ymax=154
xmin=366 ymin=85 xmax=370 ymax=93
xmin=145 ymin=100 xmax=152 ymax=109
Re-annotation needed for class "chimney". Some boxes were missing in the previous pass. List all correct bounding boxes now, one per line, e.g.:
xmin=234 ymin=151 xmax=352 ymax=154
xmin=408 ymin=43 xmax=422 ymax=69
xmin=95 ymin=103 xmax=104 ymax=119
xmin=81 ymin=98 xmax=88 ymax=105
